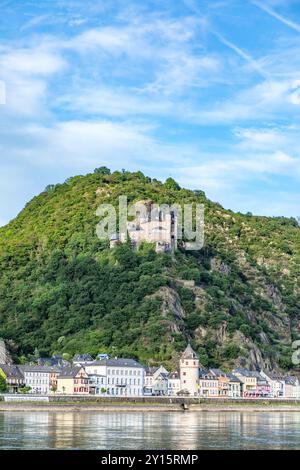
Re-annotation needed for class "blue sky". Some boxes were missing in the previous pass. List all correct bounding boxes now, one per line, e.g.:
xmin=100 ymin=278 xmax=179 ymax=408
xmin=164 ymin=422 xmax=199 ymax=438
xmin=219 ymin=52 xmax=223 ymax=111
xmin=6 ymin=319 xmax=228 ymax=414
xmin=1 ymin=0 xmax=300 ymax=225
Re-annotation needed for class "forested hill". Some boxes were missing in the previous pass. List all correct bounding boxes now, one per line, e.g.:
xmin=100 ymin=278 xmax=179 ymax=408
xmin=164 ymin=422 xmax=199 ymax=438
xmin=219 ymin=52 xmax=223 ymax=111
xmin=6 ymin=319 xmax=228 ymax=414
xmin=0 ymin=168 xmax=300 ymax=371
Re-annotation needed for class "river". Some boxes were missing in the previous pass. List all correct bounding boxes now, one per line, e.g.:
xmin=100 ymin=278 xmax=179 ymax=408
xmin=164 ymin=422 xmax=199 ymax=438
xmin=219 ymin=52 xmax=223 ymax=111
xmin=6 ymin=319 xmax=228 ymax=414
xmin=0 ymin=410 xmax=300 ymax=449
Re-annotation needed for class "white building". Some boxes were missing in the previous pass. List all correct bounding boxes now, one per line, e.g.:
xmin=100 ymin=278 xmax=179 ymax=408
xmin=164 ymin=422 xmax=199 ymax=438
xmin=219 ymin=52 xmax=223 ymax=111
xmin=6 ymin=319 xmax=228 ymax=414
xmin=144 ymin=365 xmax=169 ymax=395
xmin=198 ymin=369 xmax=219 ymax=398
xmin=227 ymin=373 xmax=242 ymax=398
xmin=84 ymin=358 xmax=145 ymax=397
xmin=19 ymin=365 xmax=57 ymax=394
xmin=167 ymin=372 xmax=181 ymax=396
xmin=89 ymin=374 xmax=107 ymax=394
xmin=260 ymin=370 xmax=285 ymax=398
xmin=284 ymin=376 xmax=300 ymax=399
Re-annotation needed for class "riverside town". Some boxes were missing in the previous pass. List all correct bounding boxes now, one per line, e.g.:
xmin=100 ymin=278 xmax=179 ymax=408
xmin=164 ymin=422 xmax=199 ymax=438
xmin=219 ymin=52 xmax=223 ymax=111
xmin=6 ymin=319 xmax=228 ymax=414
xmin=1 ymin=345 xmax=300 ymax=400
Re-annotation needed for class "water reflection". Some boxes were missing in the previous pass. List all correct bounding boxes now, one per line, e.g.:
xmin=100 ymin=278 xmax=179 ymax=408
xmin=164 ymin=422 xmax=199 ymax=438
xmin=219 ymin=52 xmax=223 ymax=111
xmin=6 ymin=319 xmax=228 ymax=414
xmin=0 ymin=411 xmax=300 ymax=449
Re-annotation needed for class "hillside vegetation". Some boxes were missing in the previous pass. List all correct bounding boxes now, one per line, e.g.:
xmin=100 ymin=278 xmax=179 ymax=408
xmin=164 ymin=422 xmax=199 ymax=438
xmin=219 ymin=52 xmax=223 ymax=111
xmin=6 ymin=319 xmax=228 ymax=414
xmin=0 ymin=168 xmax=299 ymax=371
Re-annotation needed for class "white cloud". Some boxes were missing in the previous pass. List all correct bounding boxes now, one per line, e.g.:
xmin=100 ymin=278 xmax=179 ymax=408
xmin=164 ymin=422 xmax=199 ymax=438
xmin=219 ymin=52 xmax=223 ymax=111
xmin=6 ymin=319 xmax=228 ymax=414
xmin=187 ymin=78 xmax=300 ymax=124
xmin=234 ymin=127 xmax=288 ymax=149
xmin=144 ymin=52 xmax=220 ymax=95
xmin=0 ymin=119 xmax=197 ymax=170
xmin=59 ymin=85 xmax=174 ymax=117
xmin=0 ymin=44 xmax=66 ymax=117
xmin=0 ymin=47 xmax=65 ymax=76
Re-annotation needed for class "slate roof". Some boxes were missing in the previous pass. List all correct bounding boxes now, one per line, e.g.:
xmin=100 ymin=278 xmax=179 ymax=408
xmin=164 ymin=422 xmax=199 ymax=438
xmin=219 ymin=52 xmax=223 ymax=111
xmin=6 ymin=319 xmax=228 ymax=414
xmin=284 ymin=376 xmax=299 ymax=386
xmin=210 ymin=368 xmax=227 ymax=378
xmin=58 ymin=366 xmax=83 ymax=378
xmin=226 ymin=373 xmax=242 ymax=383
xmin=75 ymin=358 xmax=144 ymax=369
xmin=261 ymin=370 xmax=284 ymax=381
xmin=145 ymin=367 xmax=159 ymax=376
xmin=0 ymin=364 xmax=24 ymax=379
xmin=181 ymin=344 xmax=199 ymax=360
xmin=18 ymin=365 xmax=61 ymax=373
xmin=169 ymin=372 xmax=180 ymax=379
xmin=232 ymin=368 xmax=255 ymax=377
xmin=107 ymin=358 xmax=144 ymax=368
xmin=199 ymin=368 xmax=215 ymax=379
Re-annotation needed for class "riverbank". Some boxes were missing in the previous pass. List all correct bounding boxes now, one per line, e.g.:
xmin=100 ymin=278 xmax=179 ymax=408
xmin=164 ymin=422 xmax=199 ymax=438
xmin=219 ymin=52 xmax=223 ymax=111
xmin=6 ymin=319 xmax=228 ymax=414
xmin=1 ymin=400 xmax=300 ymax=412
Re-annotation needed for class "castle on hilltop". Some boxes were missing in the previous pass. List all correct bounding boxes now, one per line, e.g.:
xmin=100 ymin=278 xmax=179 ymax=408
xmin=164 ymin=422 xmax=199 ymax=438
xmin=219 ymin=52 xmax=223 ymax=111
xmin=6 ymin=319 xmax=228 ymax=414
xmin=110 ymin=200 xmax=177 ymax=253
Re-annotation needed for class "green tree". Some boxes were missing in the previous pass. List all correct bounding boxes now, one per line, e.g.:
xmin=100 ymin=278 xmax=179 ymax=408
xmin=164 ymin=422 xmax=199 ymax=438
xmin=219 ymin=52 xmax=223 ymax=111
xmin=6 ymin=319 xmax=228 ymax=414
xmin=0 ymin=375 xmax=7 ymax=393
xmin=94 ymin=166 xmax=111 ymax=175
xmin=164 ymin=177 xmax=180 ymax=190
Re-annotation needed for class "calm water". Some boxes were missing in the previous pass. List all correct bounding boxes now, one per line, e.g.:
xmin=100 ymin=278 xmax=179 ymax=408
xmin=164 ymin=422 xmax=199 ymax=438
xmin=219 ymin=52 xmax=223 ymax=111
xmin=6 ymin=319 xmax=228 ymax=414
xmin=0 ymin=411 xmax=300 ymax=450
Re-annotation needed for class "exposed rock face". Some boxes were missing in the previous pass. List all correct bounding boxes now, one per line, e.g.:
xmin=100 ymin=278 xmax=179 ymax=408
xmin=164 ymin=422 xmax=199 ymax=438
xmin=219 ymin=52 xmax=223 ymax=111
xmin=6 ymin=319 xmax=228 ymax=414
xmin=154 ymin=286 xmax=186 ymax=320
xmin=210 ymin=258 xmax=230 ymax=275
xmin=0 ymin=339 xmax=6 ymax=364
xmin=149 ymin=286 xmax=188 ymax=337
xmin=233 ymin=332 xmax=276 ymax=371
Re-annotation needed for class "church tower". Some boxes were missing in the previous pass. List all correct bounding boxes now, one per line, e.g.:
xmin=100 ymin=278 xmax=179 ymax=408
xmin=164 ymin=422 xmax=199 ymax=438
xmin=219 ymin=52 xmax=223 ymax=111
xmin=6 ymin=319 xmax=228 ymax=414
xmin=180 ymin=344 xmax=199 ymax=396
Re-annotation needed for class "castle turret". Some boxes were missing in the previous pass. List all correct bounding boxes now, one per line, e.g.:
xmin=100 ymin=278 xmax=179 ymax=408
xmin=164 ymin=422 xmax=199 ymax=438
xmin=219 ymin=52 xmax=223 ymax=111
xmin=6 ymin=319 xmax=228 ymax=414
xmin=179 ymin=344 xmax=199 ymax=397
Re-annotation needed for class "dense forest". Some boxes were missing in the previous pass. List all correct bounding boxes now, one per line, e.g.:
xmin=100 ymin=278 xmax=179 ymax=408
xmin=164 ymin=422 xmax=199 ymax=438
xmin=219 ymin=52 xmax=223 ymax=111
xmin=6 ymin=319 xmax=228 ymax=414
xmin=0 ymin=168 xmax=300 ymax=371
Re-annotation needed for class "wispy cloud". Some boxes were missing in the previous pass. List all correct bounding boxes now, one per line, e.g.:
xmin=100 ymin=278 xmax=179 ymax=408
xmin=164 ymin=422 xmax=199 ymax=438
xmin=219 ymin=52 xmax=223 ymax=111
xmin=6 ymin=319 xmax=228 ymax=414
xmin=211 ymin=30 xmax=269 ymax=79
xmin=21 ymin=14 xmax=50 ymax=31
xmin=252 ymin=0 xmax=300 ymax=33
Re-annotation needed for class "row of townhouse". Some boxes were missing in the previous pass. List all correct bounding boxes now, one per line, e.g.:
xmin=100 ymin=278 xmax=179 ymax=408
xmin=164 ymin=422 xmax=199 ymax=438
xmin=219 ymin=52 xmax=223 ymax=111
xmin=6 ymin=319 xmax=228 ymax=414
xmin=0 ymin=358 xmax=145 ymax=397
xmin=179 ymin=344 xmax=300 ymax=399
xmin=1 ymin=345 xmax=300 ymax=399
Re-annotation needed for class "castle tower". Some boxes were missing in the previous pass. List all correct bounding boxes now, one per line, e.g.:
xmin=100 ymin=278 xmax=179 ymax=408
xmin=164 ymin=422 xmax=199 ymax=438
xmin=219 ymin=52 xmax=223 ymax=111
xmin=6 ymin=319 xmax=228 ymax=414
xmin=180 ymin=344 xmax=199 ymax=397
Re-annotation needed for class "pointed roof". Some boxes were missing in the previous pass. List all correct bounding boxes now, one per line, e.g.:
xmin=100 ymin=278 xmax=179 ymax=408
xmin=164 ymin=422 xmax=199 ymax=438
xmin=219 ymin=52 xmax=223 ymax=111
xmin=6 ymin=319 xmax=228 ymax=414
xmin=181 ymin=344 xmax=199 ymax=360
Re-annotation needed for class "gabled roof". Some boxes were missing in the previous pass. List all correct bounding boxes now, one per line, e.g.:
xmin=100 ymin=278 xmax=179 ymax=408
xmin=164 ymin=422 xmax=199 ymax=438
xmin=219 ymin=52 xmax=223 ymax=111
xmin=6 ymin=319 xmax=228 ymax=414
xmin=284 ymin=376 xmax=299 ymax=386
xmin=181 ymin=344 xmax=198 ymax=360
xmin=261 ymin=370 xmax=284 ymax=381
xmin=58 ymin=366 xmax=85 ymax=378
xmin=199 ymin=368 xmax=215 ymax=379
xmin=169 ymin=372 xmax=180 ymax=379
xmin=232 ymin=368 xmax=255 ymax=378
xmin=249 ymin=371 xmax=268 ymax=384
xmin=210 ymin=368 xmax=227 ymax=378
xmin=226 ymin=373 xmax=242 ymax=383
xmin=0 ymin=364 xmax=24 ymax=379
xmin=145 ymin=366 xmax=159 ymax=375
